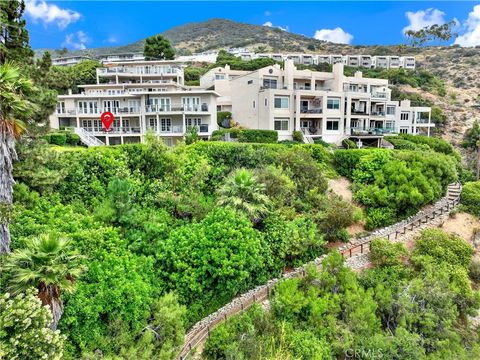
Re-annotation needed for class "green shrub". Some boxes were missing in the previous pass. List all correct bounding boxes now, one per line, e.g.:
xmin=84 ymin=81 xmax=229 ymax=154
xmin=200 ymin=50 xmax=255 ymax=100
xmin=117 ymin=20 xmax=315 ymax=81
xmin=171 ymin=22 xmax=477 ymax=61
xmin=342 ymin=138 xmax=357 ymax=149
xmin=43 ymin=134 xmax=52 ymax=143
xmin=66 ymin=133 xmax=81 ymax=146
xmin=313 ymin=138 xmax=332 ymax=147
xmin=217 ymin=111 xmax=232 ymax=127
xmin=292 ymin=131 xmax=303 ymax=142
xmin=397 ymin=134 xmax=454 ymax=155
xmin=49 ymin=133 xmax=67 ymax=146
xmin=461 ymin=182 xmax=480 ymax=217
xmin=385 ymin=137 xmax=417 ymax=150
xmin=238 ymin=129 xmax=278 ymax=143
xmin=369 ymin=239 xmax=408 ymax=267
xmin=365 ymin=208 xmax=397 ymax=230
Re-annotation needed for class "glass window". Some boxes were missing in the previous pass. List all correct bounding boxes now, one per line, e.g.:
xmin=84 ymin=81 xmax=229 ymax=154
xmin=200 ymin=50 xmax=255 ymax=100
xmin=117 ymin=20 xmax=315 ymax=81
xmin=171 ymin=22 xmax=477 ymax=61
xmin=401 ymin=112 xmax=409 ymax=120
xmin=274 ymin=118 xmax=289 ymax=131
xmin=215 ymin=74 xmax=225 ymax=80
xmin=387 ymin=106 xmax=396 ymax=115
xmin=263 ymin=78 xmax=277 ymax=89
xmin=160 ymin=118 xmax=171 ymax=132
xmin=327 ymin=98 xmax=340 ymax=110
xmin=326 ymin=119 xmax=339 ymax=131
xmin=274 ymin=97 xmax=289 ymax=109
xmin=400 ymin=128 xmax=408 ymax=134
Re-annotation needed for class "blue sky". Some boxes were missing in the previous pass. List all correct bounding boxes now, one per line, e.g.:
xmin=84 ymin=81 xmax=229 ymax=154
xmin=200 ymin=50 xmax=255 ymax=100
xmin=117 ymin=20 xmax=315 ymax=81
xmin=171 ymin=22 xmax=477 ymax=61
xmin=23 ymin=1 xmax=480 ymax=50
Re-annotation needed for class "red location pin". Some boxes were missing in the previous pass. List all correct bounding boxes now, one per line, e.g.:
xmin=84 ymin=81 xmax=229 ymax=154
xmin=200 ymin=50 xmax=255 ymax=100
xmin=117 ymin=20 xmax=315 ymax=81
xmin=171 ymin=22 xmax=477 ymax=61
xmin=101 ymin=111 xmax=114 ymax=131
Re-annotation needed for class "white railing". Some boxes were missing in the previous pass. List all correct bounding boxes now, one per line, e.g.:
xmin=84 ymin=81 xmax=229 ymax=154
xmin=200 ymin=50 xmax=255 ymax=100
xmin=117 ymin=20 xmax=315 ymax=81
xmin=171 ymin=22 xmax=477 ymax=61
xmin=301 ymin=128 xmax=314 ymax=144
xmin=74 ymin=128 xmax=105 ymax=147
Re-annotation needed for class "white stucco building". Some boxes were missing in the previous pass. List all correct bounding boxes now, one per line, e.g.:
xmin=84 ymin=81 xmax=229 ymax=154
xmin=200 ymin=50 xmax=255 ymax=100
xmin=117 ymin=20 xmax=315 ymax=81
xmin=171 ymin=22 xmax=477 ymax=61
xmin=202 ymin=60 xmax=432 ymax=146
xmin=49 ymin=60 xmax=219 ymax=146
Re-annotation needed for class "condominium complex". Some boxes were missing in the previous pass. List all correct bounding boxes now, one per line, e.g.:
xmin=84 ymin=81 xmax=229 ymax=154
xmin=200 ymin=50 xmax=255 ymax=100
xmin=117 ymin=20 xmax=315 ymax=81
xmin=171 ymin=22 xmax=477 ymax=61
xmin=50 ymin=58 xmax=431 ymax=147
xmin=201 ymin=60 xmax=432 ymax=146
xmin=49 ymin=60 xmax=219 ymax=146
xmin=52 ymin=50 xmax=415 ymax=70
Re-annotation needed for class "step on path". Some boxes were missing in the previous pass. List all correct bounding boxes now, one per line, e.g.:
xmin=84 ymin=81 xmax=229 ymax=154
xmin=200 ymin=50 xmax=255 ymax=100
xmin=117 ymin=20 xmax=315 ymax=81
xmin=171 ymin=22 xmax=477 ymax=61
xmin=177 ymin=182 xmax=462 ymax=360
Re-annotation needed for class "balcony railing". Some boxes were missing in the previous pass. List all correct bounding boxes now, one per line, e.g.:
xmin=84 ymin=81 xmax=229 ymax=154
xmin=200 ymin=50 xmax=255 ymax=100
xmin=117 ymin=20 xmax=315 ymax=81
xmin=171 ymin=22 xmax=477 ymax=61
xmin=415 ymin=118 xmax=430 ymax=124
xmin=351 ymin=127 xmax=395 ymax=136
xmin=145 ymin=104 xmax=209 ymax=113
xmin=98 ymin=67 xmax=180 ymax=75
xmin=370 ymin=111 xmax=386 ymax=116
xmin=64 ymin=107 xmax=142 ymax=115
xmin=371 ymin=92 xmax=387 ymax=99
xmin=300 ymin=107 xmax=322 ymax=114
xmin=82 ymin=127 xmax=141 ymax=134
xmin=351 ymin=109 xmax=368 ymax=115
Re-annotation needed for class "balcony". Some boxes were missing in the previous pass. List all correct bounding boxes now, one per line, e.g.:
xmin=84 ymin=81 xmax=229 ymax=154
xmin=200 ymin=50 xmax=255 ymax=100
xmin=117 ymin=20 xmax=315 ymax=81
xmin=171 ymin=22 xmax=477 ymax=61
xmin=351 ymin=127 xmax=395 ymax=136
xmin=82 ymin=126 xmax=142 ymax=134
xmin=370 ymin=111 xmax=386 ymax=116
xmin=352 ymin=109 xmax=369 ymax=115
xmin=98 ymin=67 xmax=180 ymax=75
xmin=300 ymin=107 xmax=322 ymax=114
xmin=144 ymin=104 xmax=209 ymax=113
xmin=371 ymin=92 xmax=387 ymax=99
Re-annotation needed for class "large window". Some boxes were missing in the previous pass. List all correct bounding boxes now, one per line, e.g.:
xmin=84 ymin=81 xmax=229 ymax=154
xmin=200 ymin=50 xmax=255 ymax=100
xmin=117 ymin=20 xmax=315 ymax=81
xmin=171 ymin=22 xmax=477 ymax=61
xmin=400 ymin=112 xmax=409 ymax=120
xmin=400 ymin=127 xmax=408 ymax=134
xmin=387 ymin=106 xmax=396 ymax=115
xmin=160 ymin=118 xmax=171 ymax=132
xmin=327 ymin=98 xmax=340 ymax=110
xmin=186 ymin=117 xmax=202 ymax=128
xmin=56 ymin=102 xmax=65 ymax=114
xmin=215 ymin=74 xmax=225 ymax=80
xmin=274 ymin=118 xmax=289 ymax=131
xmin=263 ymin=78 xmax=277 ymax=89
xmin=274 ymin=96 xmax=289 ymax=109
xmin=326 ymin=119 xmax=340 ymax=131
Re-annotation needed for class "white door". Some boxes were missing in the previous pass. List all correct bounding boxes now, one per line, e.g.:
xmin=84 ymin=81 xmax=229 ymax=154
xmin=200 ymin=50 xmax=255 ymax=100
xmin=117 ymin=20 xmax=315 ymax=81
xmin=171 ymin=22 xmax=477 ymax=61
xmin=182 ymin=97 xmax=200 ymax=111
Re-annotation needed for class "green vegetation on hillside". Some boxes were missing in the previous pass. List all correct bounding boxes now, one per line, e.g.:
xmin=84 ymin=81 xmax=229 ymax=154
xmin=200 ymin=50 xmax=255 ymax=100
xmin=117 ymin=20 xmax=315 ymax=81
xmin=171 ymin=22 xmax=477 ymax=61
xmin=4 ymin=139 xmax=365 ymax=358
xmin=204 ymin=229 xmax=480 ymax=359
xmin=334 ymin=137 xmax=458 ymax=228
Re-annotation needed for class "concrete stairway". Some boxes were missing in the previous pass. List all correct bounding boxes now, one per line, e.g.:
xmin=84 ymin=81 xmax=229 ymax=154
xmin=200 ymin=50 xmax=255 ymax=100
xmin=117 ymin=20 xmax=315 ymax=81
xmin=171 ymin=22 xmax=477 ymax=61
xmin=74 ymin=128 xmax=105 ymax=147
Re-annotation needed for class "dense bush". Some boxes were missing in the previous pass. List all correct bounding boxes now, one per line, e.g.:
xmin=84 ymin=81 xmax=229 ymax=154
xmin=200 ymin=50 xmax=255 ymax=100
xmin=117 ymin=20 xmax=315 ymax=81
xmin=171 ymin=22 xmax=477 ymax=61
xmin=238 ymin=129 xmax=278 ymax=143
xmin=292 ymin=130 xmax=303 ymax=142
xmin=217 ymin=111 xmax=232 ymax=127
xmin=0 ymin=288 xmax=65 ymax=360
xmin=66 ymin=132 xmax=80 ymax=146
xmin=335 ymin=148 xmax=457 ymax=228
xmin=205 ymin=230 xmax=480 ymax=359
xmin=461 ymin=181 xmax=480 ymax=217
xmin=342 ymin=138 xmax=357 ymax=149
xmin=49 ymin=132 xmax=67 ymax=146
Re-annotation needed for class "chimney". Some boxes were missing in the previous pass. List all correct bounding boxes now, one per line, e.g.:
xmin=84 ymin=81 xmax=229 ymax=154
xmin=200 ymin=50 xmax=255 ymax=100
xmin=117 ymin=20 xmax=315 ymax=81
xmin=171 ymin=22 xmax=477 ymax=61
xmin=225 ymin=64 xmax=230 ymax=71
xmin=354 ymin=71 xmax=363 ymax=78
xmin=68 ymin=89 xmax=72 ymax=95
xmin=284 ymin=59 xmax=295 ymax=90
xmin=332 ymin=62 xmax=344 ymax=92
xmin=400 ymin=99 xmax=411 ymax=107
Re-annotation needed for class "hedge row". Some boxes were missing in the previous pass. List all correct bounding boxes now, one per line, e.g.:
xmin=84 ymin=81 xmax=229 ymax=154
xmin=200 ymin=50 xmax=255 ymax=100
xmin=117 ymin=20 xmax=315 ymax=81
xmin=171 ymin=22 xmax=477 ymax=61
xmin=211 ymin=129 xmax=278 ymax=143
xmin=44 ymin=132 xmax=81 ymax=146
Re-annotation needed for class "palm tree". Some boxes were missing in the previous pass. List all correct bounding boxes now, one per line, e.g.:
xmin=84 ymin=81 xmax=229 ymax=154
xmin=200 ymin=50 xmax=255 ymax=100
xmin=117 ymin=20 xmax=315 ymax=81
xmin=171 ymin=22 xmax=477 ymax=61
xmin=2 ymin=235 xmax=85 ymax=329
xmin=0 ymin=63 xmax=34 ymax=254
xmin=217 ymin=168 xmax=271 ymax=222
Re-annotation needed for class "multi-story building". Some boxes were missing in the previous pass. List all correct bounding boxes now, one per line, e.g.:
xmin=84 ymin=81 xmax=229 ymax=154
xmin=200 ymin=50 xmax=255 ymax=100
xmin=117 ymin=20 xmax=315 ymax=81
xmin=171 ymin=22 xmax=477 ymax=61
xmin=212 ymin=60 xmax=431 ymax=146
xmin=49 ymin=60 xmax=219 ymax=146
xmin=52 ymin=56 xmax=92 ymax=66
xmin=200 ymin=65 xmax=250 ymax=112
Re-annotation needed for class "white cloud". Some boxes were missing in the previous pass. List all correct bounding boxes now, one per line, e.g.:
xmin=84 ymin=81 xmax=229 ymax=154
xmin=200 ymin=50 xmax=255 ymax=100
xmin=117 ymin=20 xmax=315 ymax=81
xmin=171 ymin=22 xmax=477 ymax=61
xmin=454 ymin=5 xmax=480 ymax=47
xmin=403 ymin=8 xmax=446 ymax=33
xmin=62 ymin=31 xmax=89 ymax=50
xmin=263 ymin=21 xmax=288 ymax=31
xmin=25 ymin=0 xmax=80 ymax=29
xmin=106 ymin=35 xmax=118 ymax=44
xmin=313 ymin=27 xmax=353 ymax=44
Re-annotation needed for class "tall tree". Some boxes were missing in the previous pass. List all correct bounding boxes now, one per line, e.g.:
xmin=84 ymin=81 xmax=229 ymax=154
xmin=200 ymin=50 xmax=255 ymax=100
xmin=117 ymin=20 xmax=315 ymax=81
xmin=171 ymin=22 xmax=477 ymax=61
xmin=0 ymin=63 xmax=34 ymax=253
xmin=143 ymin=35 xmax=175 ymax=60
xmin=0 ymin=0 xmax=34 ymax=64
xmin=405 ymin=21 xmax=458 ymax=47
xmin=2 ymin=235 xmax=85 ymax=329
